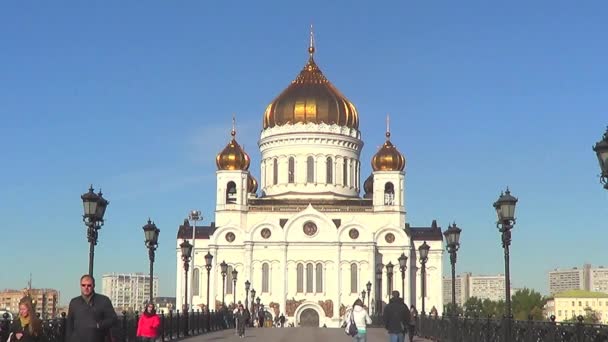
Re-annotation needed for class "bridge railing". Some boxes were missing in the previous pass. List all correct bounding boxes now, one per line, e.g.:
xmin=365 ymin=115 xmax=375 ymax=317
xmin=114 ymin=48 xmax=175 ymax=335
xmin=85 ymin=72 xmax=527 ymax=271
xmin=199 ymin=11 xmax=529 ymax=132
xmin=418 ymin=314 xmax=608 ymax=342
xmin=0 ymin=310 xmax=234 ymax=342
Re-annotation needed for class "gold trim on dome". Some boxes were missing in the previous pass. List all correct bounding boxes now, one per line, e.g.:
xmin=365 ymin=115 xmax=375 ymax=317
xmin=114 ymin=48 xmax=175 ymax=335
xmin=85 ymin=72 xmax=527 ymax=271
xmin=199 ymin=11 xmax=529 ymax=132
xmin=371 ymin=115 xmax=406 ymax=172
xmin=262 ymin=29 xmax=359 ymax=130
xmin=216 ymin=117 xmax=250 ymax=171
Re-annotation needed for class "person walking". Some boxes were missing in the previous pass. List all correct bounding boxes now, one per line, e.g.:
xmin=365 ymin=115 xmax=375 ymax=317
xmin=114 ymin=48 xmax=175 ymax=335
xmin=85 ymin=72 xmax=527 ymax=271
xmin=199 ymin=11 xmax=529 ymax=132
xmin=257 ymin=307 xmax=265 ymax=328
xmin=383 ymin=291 xmax=411 ymax=342
xmin=346 ymin=299 xmax=372 ymax=342
xmin=409 ymin=305 xmax=418 ymax=342
xmin=66 ymin=274 xmax=117 ymax=342
xmin=9 ymin=297 xmax=43 ymax=342
xmin=279 ymin=313 xmax=285 ymax=328
xmin=234 ymin=304 xmax=248 ymax=338
xmin=136 ymin=303 xmax=160 ymax=342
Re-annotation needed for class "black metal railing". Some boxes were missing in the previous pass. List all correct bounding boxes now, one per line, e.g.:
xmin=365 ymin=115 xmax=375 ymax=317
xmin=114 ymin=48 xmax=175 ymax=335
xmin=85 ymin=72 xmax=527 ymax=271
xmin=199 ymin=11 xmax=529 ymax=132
xmin=417 ymin=314 xmax=608 ymax=342
xmin=0 ymin=310 xmax=233 ymax=342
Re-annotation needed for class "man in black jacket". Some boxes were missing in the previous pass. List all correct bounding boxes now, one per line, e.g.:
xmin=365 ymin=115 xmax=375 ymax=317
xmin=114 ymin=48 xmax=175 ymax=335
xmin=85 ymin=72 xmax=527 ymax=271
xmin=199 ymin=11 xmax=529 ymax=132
xmin=66 ymin=274 xmax=117 ymax=342
xmin=383 ymin=291 xmax=411 ymax=342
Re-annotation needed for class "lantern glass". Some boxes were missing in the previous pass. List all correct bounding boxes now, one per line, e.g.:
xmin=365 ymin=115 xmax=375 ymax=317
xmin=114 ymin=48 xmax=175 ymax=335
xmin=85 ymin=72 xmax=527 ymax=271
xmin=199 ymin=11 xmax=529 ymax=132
xmin=220 ymin=261 xmax=228 ymax=275
xmin=95 ymin=191 xmax=109 ymax=221
xmin=494 ymin=189 xmax=518 ymax=222
xmin=593 ymin=128 xmax=608 ymax=175
xmin=444 ymin=223 xmax=462 ymax=247
xmin=398 ymin=253 xmax=408 ymax=269
xmin=180 ymin=240 xmax=192 ymax=259
xmin=81 ymin=186 xmax=99 ymax=218
xmin=386 ymin=262 xmax=394 ymax=274
xmin=419 ymin=241 xmax=430 ymax=260
xmin=204 ymin=252 xmax=213 ymax=267
xmin=245 ymin=280 xmax=250 ymax=291
xmin=232 ymin=269 xmax=238 ymax=281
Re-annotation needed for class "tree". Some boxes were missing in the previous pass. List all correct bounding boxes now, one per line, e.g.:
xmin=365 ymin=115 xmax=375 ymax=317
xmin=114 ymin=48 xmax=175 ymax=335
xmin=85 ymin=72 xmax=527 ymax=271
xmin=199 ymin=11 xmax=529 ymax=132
xmin=444 ymin=303 xmax=463 ymax=316
xmin=511 ymin=288 xmax=546 ymax=320
xmin=464 ymin=297 xmax=483 ymax=317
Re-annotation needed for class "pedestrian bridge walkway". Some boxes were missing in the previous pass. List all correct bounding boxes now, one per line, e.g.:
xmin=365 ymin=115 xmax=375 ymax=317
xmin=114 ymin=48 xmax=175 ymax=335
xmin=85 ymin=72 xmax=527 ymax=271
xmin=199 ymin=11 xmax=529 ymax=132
xmin=184 ymin=327 xmax=432 ymax=341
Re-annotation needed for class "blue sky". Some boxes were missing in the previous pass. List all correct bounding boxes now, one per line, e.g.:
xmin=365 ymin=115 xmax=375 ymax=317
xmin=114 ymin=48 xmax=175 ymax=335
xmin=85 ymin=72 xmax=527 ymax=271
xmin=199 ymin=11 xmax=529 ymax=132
xmin=1 ymin=1 xmax=607 ymax=305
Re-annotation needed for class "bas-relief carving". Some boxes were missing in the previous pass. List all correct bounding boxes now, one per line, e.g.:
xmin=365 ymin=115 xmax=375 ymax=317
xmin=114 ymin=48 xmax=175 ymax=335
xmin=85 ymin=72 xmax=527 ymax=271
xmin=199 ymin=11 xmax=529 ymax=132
xmin=269 ymin=302 xmax=280 ymax=317
xmin=318 ymin=300 xmax=333 ymax=318
xmin=285 ymin=298 xmax=305 ymax=316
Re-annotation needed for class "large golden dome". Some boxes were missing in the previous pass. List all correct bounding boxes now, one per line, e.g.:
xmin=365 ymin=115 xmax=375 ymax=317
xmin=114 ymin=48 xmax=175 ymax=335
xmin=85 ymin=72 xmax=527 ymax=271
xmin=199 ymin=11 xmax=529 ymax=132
xmin=371 ymin=131 xmax=406 ymax=172
xmin=263 ymin=31 xmax=359 ymax=130
xmin=216 ymin=128 xmax=250 ymax=171
xmin=247 ymin=174 xmax=258 ymax=194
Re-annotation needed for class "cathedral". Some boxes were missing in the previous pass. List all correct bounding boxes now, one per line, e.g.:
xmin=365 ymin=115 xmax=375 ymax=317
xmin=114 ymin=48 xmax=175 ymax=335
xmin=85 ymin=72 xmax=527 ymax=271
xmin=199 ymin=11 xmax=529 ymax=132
xmin=175 ymin=32 xmax=444 ymax=328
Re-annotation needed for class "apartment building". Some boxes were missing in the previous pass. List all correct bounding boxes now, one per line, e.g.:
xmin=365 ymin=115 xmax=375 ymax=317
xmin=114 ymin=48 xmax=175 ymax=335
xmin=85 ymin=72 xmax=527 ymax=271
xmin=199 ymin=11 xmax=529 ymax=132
xmin=0 ymin=288 xmax=60 ymax=318
xmin=101 ymin=273 xmax=159 ymax=312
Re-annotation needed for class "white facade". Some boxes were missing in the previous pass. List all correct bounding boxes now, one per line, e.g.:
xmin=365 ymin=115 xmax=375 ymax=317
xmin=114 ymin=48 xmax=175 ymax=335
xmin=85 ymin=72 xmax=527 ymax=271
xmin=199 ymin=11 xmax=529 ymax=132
xmin=101 ymin=273 xmax=159 ymax=312
xmin=174 ymin=43 xmax=444 ymax=327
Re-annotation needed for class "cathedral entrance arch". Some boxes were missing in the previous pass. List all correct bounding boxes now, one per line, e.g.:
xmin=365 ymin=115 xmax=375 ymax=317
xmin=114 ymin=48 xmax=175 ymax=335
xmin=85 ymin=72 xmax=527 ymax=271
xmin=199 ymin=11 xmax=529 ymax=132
xmin=299 ymin=308 xmax=320 ymax=327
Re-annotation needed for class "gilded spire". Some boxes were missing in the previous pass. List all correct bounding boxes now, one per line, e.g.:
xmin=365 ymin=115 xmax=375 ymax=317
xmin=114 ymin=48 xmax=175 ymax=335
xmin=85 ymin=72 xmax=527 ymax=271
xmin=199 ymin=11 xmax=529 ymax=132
xmin=231 ymin=113 xmax=236 ymax=137
xmin=308 ymin=24 xmax=315 ymax=57
xmin=386 ymin=114 xmax=391 ymax=139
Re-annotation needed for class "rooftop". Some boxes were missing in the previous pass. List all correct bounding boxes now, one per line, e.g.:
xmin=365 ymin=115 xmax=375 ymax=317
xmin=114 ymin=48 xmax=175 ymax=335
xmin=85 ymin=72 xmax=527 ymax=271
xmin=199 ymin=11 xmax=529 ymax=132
xmin=554 ymin=290 xmax=608 ymax=298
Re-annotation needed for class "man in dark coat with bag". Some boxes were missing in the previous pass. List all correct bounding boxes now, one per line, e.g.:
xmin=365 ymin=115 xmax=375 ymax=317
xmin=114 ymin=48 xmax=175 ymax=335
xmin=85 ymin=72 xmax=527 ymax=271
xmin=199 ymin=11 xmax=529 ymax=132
xmin=66 ymin=275 xmax=117 ymax=342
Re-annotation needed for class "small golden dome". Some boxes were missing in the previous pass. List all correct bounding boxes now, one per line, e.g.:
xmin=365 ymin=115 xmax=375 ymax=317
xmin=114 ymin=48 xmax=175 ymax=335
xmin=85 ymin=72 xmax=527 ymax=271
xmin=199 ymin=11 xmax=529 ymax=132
xmin=371 ymin=131 xmax=406 ymax=172
xmin=216 ymin=129 xmax=250 ymax=171
xmin=247 ymin=174 xmax=258 ymax=194
xmin=263 ymin=29 xmax=359 ymax=130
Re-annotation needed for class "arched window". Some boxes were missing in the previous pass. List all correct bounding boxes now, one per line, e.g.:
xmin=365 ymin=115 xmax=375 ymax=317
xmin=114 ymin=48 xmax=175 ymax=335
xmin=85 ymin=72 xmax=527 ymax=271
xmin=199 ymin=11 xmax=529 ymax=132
xmin=192 ymin=268 xmax=200 ymax=296
xmin=306 ymin=263 xmax=314 ymax=293
xmin=350 ymin=263 xmax=358 ymax=293
xmin=326 ymin=157 xmax=333 ymax=184
xmin=262 ymin=263 xmax=270 ymax=293
xmin=307 ymin=156 xmax=314 ymax=183
xmin=384 ymin=182 xmax=395 ymax=205
xmin=343 ymin=158 xmax=348 ymax=186
xmin=226 ymin=265 xmax=234 ymax=294
xmin=297 ymin=263 xmax=304 ymax=293
xmin=315 ymin=263 xmax=323 ymax=293
xmin=226 ymin=181 xmax=237 ymax=204
xmin=288 ymin=157 xmax=295 ymax=183
xmin=272 ymin=159 xmax=278 ymax=185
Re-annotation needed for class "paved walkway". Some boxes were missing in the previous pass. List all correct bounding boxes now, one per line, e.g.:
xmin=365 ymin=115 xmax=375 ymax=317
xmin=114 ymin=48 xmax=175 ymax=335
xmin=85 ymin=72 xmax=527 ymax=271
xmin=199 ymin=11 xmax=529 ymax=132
xmin=183 ymin=327 xmax=432 ymax=341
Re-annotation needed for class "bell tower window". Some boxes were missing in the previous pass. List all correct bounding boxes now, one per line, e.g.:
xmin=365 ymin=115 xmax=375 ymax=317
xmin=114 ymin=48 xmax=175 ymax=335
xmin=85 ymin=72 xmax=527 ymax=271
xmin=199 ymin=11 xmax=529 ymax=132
xmin=307 ymin=156 xmax=315 ymax=183
xmin=272 ymin=159 xmax=278 ymax=185
xmin=226 ymin=181 xmax=237 ymax=204
xmin=384 ymin=182 xmax=395 ymax=205
xmin=326 ymin=157 xmax=333 ymax=184
xmin=288 ymin=157 xmax=295 ymax=183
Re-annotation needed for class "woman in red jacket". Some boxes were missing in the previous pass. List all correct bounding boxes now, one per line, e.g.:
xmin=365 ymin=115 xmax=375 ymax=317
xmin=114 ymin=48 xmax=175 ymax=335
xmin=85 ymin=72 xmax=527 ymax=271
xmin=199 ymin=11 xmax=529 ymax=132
xmin=136 ymin=303 xmax=160 ymax=342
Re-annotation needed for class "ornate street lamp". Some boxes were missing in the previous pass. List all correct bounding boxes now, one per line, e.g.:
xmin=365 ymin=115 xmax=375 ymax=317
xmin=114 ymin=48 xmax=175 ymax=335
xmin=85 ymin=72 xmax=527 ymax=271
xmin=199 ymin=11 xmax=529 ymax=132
xmin=231 ymin=269 xmax=238 ymax=305
xmin=244 ymin=280 xmax=251 ymax=314
xmin=418 ymin=241 xmax=430 ymax=316
xmin=220 ymin=261 xmax=228 ymax=307
xmin=593 ymin=127 xmax=608 ymax=190
xmin=187 ymin=210 xmax=202 ymax=310
xmin=143 ymin=219 xmax=160 ymax=304
xmin=361 ymin=290 xmax=366 ymax=305
xmin=180 ymin=240 xmax=193 ymax=336
xmin=81 ymin=185 xmax=109 ymax=275
xmin=444 ymin=222 xmax=461 ymax=315
xmin=204 ymin=252 xmax=213 ymax=311
xmin=493 ymin=188 xmax=518 ymax=342
xmin=375 ymin=264 xmax=383 ymax=315
xmin=366 ymin=281 xmax=372 ymax=310
xmin=250 ymin=288 xmax=256 ymax=326
xmin=398 ymin=253 xmax=408 ymax=304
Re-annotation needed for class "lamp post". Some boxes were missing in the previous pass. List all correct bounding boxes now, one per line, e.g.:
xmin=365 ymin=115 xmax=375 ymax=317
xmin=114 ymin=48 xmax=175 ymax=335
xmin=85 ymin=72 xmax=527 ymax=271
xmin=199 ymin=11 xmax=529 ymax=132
xmin=204 ymin=252 xmax=213 ymax=311
xmin=232 ymin=269 xmax=238 ymax=305
xmin=375 ymin=264 xmax=383 ymax=315
xmin=143 ymin=219 xmax=160 ymax=304
xmin=398 ymin=253 xmax=408 ymax=304
xmin=593 ymin=127 xmax=608 ymax=190
xmin=81 ymin=185 xmax=109 ymax=276
xmin=493 ymin=188 xmax=518 ymax=342
xmin=250 ymin=288 xmax=256 ymax=326
xmin=361 ymin=290 xmax=366 ymax=304
xmin=418 ymin=241 xmax=430 ymax=315
xmin=220 ymin=261 xmax=228 ymax=308
xmin=244 ymin=280 xmax=251 ymax=313
xmin=188 ymin=210 xmax=201 ymax=310
xmin=366 ymin=281 xmax=372 ymax=311
xmin=180 ymin=240 xmax=193 ymax=336
xmin=444 ymin=222 xmax=462 ymax=315
xmin=386 ymin=262 xmax=394 ymax=299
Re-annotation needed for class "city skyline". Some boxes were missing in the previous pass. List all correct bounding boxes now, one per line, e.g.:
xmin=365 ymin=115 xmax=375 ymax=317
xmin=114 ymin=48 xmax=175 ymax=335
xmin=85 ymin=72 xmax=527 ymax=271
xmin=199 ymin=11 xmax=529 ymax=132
xmin=1 ymin=2 xmax=607 ymax=303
